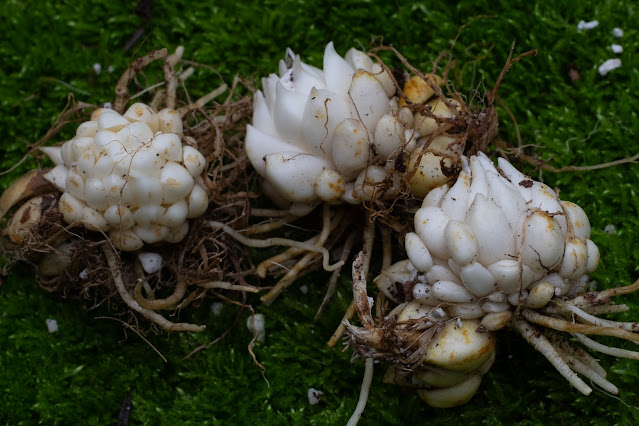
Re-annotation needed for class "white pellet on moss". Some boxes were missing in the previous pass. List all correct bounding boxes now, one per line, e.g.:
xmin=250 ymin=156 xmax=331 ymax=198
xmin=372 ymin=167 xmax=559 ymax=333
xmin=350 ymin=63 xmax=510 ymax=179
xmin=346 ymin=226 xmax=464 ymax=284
xmin=46 ymin=319 xmax=59 ymax=333
xmin=611 ymin=44 xmax=623 ymax=54
xmin=604 ymin=224 xmax=616 ymax=234
xmin=612 ymin=27 xmax=624 ymax=37
xmin=598 ymin=59 xmax=622 ymax=76
xmin=307 ymin=388 xmax=324 ymax=405
xmin=577 ymin=20 xmax=599 ymax=30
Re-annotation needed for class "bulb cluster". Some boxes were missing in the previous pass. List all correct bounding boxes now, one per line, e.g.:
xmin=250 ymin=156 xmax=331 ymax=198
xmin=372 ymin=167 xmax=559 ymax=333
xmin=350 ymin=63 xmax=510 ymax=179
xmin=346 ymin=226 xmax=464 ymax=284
xmin=377 ymin=153 xmax=600 ymax=330
xmin=246 ymin=42 xmax=420 ymax=214
xmin=42 ymin=103 xmax=209 ymax=251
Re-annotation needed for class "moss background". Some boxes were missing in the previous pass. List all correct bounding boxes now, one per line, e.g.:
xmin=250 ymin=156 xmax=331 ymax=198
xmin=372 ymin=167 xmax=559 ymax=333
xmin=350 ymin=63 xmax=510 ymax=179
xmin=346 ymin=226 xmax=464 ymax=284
xmin=1 ymin=0 xmax=639 ymax=424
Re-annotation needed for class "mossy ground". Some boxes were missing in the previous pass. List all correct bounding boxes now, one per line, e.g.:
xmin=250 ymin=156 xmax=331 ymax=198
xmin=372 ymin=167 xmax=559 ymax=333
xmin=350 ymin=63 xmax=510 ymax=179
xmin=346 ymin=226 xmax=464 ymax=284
xmin=1 ymin=0 xmax=639 ymax=424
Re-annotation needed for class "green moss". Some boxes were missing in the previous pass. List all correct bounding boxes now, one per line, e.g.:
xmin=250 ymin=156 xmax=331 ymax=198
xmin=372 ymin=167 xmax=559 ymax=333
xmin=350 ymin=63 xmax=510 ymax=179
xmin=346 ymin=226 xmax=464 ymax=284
xmin=2 ymin=0 xmax=639 ymax=424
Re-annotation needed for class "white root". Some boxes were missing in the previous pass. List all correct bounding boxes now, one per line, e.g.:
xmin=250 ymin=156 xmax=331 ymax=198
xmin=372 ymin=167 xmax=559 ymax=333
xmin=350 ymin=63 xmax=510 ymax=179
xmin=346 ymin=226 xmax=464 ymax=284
xmin=196 ymin=281 xmax=260 ymax=293
xmin=134 ymin=277 xmax=186 ymax=310
xmin=561 ymin=303 xmax=639 ymax=332
xmin=103 ymin=244 xmax=205 ymax=332
xmin=327 ymin=301 xmax=357 ymax=348
xmin=573 ymin=333 xmax=639 ymax=359
xmin=582 ymin=304 xmax=629 ymax=315
xmin=316 ymin=231 xmax=357 ymax=320
xmin=346 ymin=357 xmax=375 ymax=426
xmin=553 ymin=335 xmax=607 ymax=378
xmin=260 ymin=204 xmax=335 ymax=305
xmin=514 ymin=318 xmax=592 ymax=395
xmin=521 ymin=309 xmax=639 ymax=342
xmin=553 ymin=341 xmax=618 ymax=394
xmin=245 ymin=215 xmax=299 ymax=235
xmin=209 ymin=220 xmax=344 ymax=273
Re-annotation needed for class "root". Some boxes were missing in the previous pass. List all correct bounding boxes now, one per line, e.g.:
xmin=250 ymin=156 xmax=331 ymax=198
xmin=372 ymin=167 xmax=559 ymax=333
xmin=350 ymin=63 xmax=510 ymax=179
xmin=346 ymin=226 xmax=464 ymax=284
xmin=163 ymin=45 xmax=184 ymax=110
xmin=327 ymin=214 xmax=376 ymax=346
xmin=178 ymin=83 xmax=228 ymax=118
xmin=346 ymin=357 xmax=375 ymax=426
xmin=114 ymin=48 xmax=169 ymax=113
xmin=260 ymin=204 xmax=335 ymax=305
xmin=196 ymin=281 xmax=260 ymax=293
xmin=561 ymin=303 xmax=639 ymax=332
xmin=327 ymin=300 xmax=357 ymax=348
xmin=102 ymin=244 xmax=205 ymax=332
xmin=521 ymin=309 xmax=639 ymax=342
xmin=246 ymin=214 xmax=300 ymax=236
xmin=209 ymin=219 xmax=344 ymax=273
xmin=134 ymin=277 xmax=186 ymax=310
xmin=573 ymin=333 xmax=639 ymax=360
xmin=513 ymin=318 xmax=591 ymax=395
xmin=553 ymin=339 xmax=618 ymax=394
xmin=315 ymin=231 xmax=357 ymax=320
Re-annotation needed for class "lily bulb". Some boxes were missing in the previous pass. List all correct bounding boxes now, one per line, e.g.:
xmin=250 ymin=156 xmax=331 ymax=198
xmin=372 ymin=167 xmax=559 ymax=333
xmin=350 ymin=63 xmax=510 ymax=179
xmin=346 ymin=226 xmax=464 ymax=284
xmin=41 ymin=103 xmax=209 ymax=251
xmin=379 ymin=152 xmax=600 ymax=325
xmin=247 ymin=42 xmax=417 ymax=213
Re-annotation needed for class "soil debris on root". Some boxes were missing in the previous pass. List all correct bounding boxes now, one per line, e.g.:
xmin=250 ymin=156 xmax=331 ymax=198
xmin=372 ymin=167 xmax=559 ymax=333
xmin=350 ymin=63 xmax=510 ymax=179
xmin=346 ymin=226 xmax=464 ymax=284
xmin=0 ymin=47 xmax=258 ymax=336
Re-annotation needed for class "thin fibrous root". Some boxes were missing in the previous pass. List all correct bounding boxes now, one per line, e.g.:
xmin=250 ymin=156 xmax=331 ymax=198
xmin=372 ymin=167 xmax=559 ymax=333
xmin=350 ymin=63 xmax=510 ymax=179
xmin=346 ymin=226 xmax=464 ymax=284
xmin=250 ymin=208 xmax=293 ymax=217
xmin=260 ymin=204 xmax=334 ymax=305
xmin=573 ymin=333 xmax=639 ymax=360
xmin=255 ymin=210 xmax=344 ymax=277
xmin=513 ymin=318 xmax=592 ymax=395
xmin=196 ymin=281 xmax=260 ymax=293
xmin=178 ymin=83 xmax=229 ymax=118
xmin=353 ymin=251 xmax=374 ymax=329
xmin=548 ymin=332 xmax=617 ymax=393
xmin=554 ymin=339 xmax=618 ymax=394
xmin=102 ymin=244 xmax=205 ymax=332
xmin=327 ymin=300 xmax=357 ymax=348
xmin=327 ymin=214 xmax=376 ymax=346
xmin=551 ymin=333 xmax=607 ymax=378
xmin=114 ymin=48 xmax=169 ymax=113
xmin=582 ymin=304 xmax=629 ymax=316
xmin=346 ymin=357 xmax=375 ymax=426
xmin=560 ymin=302 xmax=639 ymax=332
xmin=568 ymin=278 xmax=639 ymax=310
xmin=245 ymin=214 xmax=299 ymax=236
xmin=134 ymin=277 xmax=186 ymax=310
xmin=521 ymin=309 xmax=639 ymax=342
xmin=209 ymin=220 xmax=344 ymax=273
xmin=315 ymin=231 xmax=357 ymax=320
xmin=163 ymin=45 xmax=184 ymax=110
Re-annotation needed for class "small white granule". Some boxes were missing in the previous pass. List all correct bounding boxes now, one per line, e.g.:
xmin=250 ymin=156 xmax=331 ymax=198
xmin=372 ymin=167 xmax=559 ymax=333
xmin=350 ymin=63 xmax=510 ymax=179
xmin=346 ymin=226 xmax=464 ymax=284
xmin=79 ymin=268 xmax=89 ymax=280
xmin=434 ymin=307 xmax=446 ymax=318
xmin=456 ymin=318 xmax=463 ymax=328
xmin=611 ymin=44 xmax=623 ymax=54
xmin=299 ymin=284 xmax=309 ymax=295
xmin=246 ymin=313 xmax=266 ymax=343
xmin=46 ymin=319 xmax=59 ymax=333
xmin=604 ymin=224 xmax=616 ymax=234
xmin=367 ymin=296 xmax=374 ymax=308
xmin=577 ymin=20 xmax=599 ymax=30
xmin=102 ymin=101 xmax=113 ymax=109
xmin=210 ymin=302 xmax=224 ymax=316
xmin=93 ymin=63 xmax=102 ymax=75
xmin=612 ymin=27 xmax=624 ymax=37
xmin=107 ymin=65 xmax=115 ymax=73
xmin=308 ymin=388 xmax=324 ymax=405
xmin=138 ymin=252 xmax=163 ymax=274
xmin=598 ymin=59 xmax=622 ymax=76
